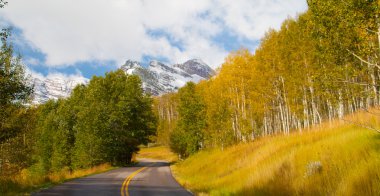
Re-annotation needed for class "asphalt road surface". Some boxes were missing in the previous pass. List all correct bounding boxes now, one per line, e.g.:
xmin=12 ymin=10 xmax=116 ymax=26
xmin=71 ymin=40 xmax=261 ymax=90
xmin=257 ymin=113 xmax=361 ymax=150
xmin=32 ymin=158 xmax=192 ymax=196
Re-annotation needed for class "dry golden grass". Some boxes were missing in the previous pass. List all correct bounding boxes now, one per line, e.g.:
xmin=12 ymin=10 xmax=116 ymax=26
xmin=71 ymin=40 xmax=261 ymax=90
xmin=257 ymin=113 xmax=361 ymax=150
xmin=137 ymin=146 xmax=178 ymax=162
xmin=1 ymin=163 xmax=113 ymax=195
xmin=172 ymin=111 xmax=380 ymax=195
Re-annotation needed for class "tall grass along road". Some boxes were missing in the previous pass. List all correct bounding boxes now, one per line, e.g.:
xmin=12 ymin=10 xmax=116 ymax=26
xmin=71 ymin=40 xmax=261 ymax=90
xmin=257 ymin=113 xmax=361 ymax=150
xmin=172 ymin=112 xmax=380 ymax=195
xmin=32 ymin=159 xmax=190 ymax=196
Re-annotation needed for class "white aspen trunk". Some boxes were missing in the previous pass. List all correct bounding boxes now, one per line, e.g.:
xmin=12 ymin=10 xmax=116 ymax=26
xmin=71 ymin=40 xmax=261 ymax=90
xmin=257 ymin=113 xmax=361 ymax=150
xmin=373 ymin=20 xmax=380 ymax=106
xmin=280 ymin=77 xmax=290 ymax=134
xmin=263 ymin=114 xmax=268 ymax=136
xmin=298 ymin=119 xmax=302 ymax=133
xmin=359 ymin=97 xmax=363 ymax=109
xmin=250 ymin=118 xmax=255 ymax=141
xmin=276 ymin=112 xmax=281 ymax=134
xmin=352 ymin=97 xmax=357 ymax=112
xmin=272 ymin=101 xmax=277 ymax=134
xmin=338 ymin=91 xmax=344 ymax=118
xmin=309 ymin=85 xmax=322 ymax=125
xmin=303 ymin=87 xmax=310 ymax=129
xmin=249 ymin=100 xmax=255 ymax=140
xmin=232 ymin=120 xmax=236 ymax=140
xmin=167 ymin=105 xmax=171 ymax=124
xmin=369 ymin=62 xmax=378 ymax=106
xmin=234 ymin=86 xmax=243 ymax=141
xmin=228 ymin=86 xmax=236 ymax=141
xmin=347 ymin=88 xmax=354 ymax=113
xmin=242 ymin=92 xmax=246 ymax=119
xmin=241 ymin=78 xmax=247 ymax=119
xmin=286 ymin=104 xmax=291 ymax=134
xmin=326 ymin=99 xmax=333 ymax=122
xmin=279 ymin=100 xmax=285 ymax=134
xmin=285 ymin=105 xmax=290 ymax=134
xmin=366 ymin=85 xmax=372 ymax=109
xmin=235 ymin=112 xmax=241 ymax=141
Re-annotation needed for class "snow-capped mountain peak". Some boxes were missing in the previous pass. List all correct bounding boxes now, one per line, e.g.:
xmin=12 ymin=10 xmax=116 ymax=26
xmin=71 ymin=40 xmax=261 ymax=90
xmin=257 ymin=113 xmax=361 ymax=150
xmin=121 ymin=59 xmax=215 ymax=96
xmin=124 ymin=60 xmax=142 ymax=69
xmin=175 ymin=59 xmax=215 ymax=78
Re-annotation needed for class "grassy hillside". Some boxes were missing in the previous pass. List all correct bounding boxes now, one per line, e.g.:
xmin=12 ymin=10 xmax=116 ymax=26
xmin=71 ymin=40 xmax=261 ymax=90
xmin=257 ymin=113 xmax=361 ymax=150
xmin=170 ymin=112 xmax=380 ymax=195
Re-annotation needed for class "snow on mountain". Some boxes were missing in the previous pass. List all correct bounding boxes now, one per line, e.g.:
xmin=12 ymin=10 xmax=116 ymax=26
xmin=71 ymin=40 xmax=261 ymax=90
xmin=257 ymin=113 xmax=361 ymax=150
xmin=174 ymin=59 xmax=215 ymax=79
xmin=121 ymin=59 xmax=215 ymax=96
xmin=31 ymin=73 xmax=88 ymax=105
xmin=30 ymin=59 xmax=214 ymax=104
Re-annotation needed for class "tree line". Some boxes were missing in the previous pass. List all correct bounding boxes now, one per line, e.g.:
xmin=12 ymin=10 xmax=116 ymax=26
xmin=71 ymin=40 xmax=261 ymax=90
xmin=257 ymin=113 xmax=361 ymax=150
xmin=34 ymin=70 xmax=156 ymax=173
xmin=0 ymin=34 xmax=156 ymax=183
xmin=156 ymin=0 xmax=380 ymax=157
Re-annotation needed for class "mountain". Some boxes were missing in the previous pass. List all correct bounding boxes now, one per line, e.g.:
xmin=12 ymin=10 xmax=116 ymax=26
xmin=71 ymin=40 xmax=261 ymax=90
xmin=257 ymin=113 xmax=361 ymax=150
xmin=173 ymin=59 xmax=215 ymax=78
xmin=31 ymin=59 xmax=215 ymax=104
xmin=31 ymin=74 xmax=88 ymax=105
xmin=120 ymin=59 xmax=215 ymax=96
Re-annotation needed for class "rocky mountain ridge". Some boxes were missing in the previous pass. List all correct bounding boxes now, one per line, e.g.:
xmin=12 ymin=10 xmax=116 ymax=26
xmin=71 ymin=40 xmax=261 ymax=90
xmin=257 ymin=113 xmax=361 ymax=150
xmin=31 ymin=59 xmax=215 ymax=104
xmin=120 ymin=59 xmax=215 ymax=96
xmin=31 ymin=75 xmax=88 ymax=105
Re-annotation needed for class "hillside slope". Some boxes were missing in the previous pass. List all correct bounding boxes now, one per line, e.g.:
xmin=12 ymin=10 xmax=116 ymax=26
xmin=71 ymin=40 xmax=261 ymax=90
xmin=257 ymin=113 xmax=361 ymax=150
xmin=171 ymin=112 xmax=380 ymax=195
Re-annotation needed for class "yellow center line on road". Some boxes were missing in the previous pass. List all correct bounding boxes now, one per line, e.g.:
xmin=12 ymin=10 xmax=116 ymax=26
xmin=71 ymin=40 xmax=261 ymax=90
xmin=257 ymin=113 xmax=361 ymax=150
xmin=120 ymin=162 xmax=156 ymax=196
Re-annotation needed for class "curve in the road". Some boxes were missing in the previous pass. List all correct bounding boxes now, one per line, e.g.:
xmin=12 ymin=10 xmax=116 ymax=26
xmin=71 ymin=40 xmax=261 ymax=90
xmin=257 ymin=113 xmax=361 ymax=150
xmin=32 ymin=159 xmax=191 ymax=196
xmin=127 ymin=159 xmax=191 ymax=196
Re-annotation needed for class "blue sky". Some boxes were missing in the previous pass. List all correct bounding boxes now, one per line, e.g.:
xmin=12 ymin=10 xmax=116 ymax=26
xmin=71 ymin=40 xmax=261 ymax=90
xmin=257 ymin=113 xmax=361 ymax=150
xmin=0 ymin=0 xmax=307 ymax=80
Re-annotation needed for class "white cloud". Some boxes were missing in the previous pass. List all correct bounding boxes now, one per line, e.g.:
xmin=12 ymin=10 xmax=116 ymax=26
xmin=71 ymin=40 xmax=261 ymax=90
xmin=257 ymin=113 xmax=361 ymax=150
xmin=1 ymin=0 xmax=307 ymax=69
xmin=213 ymin=0 xmax=307 ymax=39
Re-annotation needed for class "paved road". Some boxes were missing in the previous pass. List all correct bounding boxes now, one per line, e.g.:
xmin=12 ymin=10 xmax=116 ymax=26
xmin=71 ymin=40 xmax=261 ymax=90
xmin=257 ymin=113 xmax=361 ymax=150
xmin=32 ymin=159 xmax=191 ymax=196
